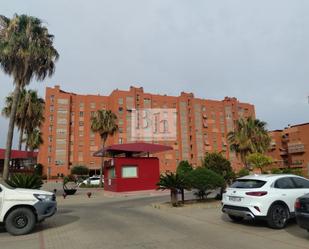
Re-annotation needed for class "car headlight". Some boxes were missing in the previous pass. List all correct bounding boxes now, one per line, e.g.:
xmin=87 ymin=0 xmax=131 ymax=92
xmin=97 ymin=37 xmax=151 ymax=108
xmin=34 ymin=194 xmax=54 ymax=202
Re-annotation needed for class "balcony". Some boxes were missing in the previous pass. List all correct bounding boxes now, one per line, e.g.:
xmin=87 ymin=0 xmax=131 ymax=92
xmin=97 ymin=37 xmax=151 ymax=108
xmin=279 ymin=149 xmax=288 ymax=156
xmin=288 ymin=143 xmax=305 ymax=154
xmin=269 ymin=141 xmax=276 ymax=150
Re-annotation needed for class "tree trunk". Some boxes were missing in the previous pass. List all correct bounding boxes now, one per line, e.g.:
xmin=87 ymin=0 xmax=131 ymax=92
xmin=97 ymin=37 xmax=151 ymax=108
xmin=181 ymin=188 xmax=185 ymax=204
xmin=2 ymin=84 xmax=21 ymax=180
xmin=170 ymin=189 xmax=178 ymax=207
xmin=99 ymin=140 xmax=106 ymax=188
xmin=18 ymin=126 xmax=24 ymax=151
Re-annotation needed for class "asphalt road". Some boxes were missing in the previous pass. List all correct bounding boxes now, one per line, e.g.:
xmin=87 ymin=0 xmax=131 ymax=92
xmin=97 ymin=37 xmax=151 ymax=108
xmin=1 ymin=193 xmax=309 ymax=249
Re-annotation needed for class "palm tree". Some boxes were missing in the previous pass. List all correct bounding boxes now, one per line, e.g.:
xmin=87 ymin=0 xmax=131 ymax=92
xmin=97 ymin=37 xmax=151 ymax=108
xmin=227 ymin=117 xmax=271 ymax=168
xmin=2 ymin=89 xmax=45 ymax=150
xmin=91 ymin=110 xmax=118 ymax=187
xmin=0 ymin=14 xmax=58 ymax=180
xmin=24 ymin=128 xmax=43 ymax=152
xmin=157 ymin=172 xmax=185 ymax=207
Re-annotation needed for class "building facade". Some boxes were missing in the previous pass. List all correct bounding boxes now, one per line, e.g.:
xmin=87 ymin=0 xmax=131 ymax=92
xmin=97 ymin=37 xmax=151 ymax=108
xmin=268 ymin=123 xmax=309 ymax=175
xmin=38 ymin=85 xmax=255 ymax=178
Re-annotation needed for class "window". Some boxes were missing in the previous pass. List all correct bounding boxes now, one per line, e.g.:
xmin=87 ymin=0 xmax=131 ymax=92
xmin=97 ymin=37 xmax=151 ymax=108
xmin=79 ymin=111 xmax=84 ymax=117
xmin=122 ymin=166 xmax=138 ymax=178
xmin=50 ymin=105 xmax=54 ymax=112
xmin=79 ymin=121 xmax=84 ymax=126
xmin=292 ymin=177 xmax=309 ymax=188
xmin=274 ymin=177 xmax=295 ymax=189
xmin=48 ymin=157 xmax=52 ymax=164
xmin=49 ymin=115 xmax=53 ymax=122
xmin=108 ymin=167 xmax=115 ymax=178
xmin=79 ymin=102 xmax=84 ymax=108
xmin=48 ymin=146 xmax=52 ymax=153
xmin=49 ymin=125 xmax=53 ymax=132
xmin=57 ymin=99 xmax=69 ymax=105
xmin=48 ymin=136 xmax=53 ymax=142
xmin=57 ymin=118 xmax=67 ymax=125
xmin=118 ymin=98 xmax=123 ymax=105
xmin=231 ymin=180 xmax=266 ymax=189
xmin=90 ymin=102 xmax=96 ymax=109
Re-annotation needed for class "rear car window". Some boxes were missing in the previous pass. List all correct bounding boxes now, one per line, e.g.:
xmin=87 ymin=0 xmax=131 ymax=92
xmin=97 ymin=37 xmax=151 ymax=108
xmin=230 ymin=179 xmax=266 ymax=189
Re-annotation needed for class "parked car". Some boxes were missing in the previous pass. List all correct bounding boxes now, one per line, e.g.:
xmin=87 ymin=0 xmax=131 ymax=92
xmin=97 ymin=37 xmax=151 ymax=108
xmin=0 ymin=181 xmax=57 ymax=235
xmin=78 ymin=176 xmax=104 ymax=186
xmin=295 ymin=194 xmax=309 ymax=232
xmin=222 ymin=174 xmax=309 ymax=229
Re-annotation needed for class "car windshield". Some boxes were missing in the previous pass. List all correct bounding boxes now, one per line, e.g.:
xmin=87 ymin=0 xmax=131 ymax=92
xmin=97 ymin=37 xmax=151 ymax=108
xmin=230 ymin=179 xmax=266 ymax=189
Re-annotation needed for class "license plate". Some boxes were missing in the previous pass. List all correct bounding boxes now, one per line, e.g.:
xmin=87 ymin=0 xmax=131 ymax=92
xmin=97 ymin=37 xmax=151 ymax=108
xmin=229 ymin=196 xmax=242 ymax=202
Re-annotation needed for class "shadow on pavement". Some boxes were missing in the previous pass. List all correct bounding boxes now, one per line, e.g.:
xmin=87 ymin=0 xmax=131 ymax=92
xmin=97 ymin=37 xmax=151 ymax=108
xmin=222 ymin=214 xmax=309 ymax=240
xmin=34 ymin=213 xmax=80 ymax=232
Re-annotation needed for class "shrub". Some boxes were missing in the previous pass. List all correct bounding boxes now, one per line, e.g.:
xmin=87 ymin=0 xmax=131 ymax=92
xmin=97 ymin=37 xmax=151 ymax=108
xmin=6 ymin=173 xmax=43 ymax=189
xmin=188 ymin=168 xmax=224 ymax=200
xmin=157 ymin=172 xmax=185 ymax=207
xmin=246 ymin=153 xmax=273 ymax=172
xmin=71 ymin=165 xmax=89 ymax=176
xmin=176 ymin=161 xmax=193 ymax=176
xmin=176 ymin=161 xmax=193 ymax=203
xmin=271 ymin=168 xmax=281 ymax=174
xmin=237 ymin=168 xmax=250 ymax=177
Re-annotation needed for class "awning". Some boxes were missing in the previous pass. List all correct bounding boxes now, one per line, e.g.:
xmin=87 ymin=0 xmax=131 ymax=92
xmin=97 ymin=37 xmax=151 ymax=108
xmin=0 ymin=149 xmax=38 ymax=160
xmin=93 ymin=142 xmax=173 ymax=157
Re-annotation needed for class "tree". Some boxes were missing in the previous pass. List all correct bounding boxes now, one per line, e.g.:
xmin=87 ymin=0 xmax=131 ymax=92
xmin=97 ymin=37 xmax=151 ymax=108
xmin=246 ymin=153 xmax=273 ymax=173
xmin=202 ymin=152 xmax=235 ymax=199
xmin=0 ymin=14 xmax=59 ymax=180
xmin=91 ymin=110 xmax=118 ymax=187
xmin=2 ymin=89 xmax=45 ymax=151
xmin=227 ymin=117 xmax=271 ymax=169
xmin=157 ymin=172 xmax=185 ymax=207
xmin=188 ymin=168 xmax=224 ymax=200
xmin=237 ymin=168 xmax=250 ymax=177
xmin=24 ymin=128 xmax=43 ymax=152
xmin=176 ymin=160 xmax=193 ymax=203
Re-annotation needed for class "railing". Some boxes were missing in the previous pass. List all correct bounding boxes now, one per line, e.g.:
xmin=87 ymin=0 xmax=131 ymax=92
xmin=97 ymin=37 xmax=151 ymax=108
xmin=288 ymin=143 xmax=305 ymax=154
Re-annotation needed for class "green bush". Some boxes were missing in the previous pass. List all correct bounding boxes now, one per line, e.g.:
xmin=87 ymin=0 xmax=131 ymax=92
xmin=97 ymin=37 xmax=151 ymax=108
xmin=237 ymin=168 xmax=250 ymax=177
xmin=271 ymin=168 xmax=281 ymax=174
xmin=176 ymin=161 xmax=193 ymax=176
xmin=188 ymin=168 xmax=224 ymax=200
xmin=6 ymin=173 xmax=43 ymax=189
xmin=71 ymin=165 xmax=89 ymax=176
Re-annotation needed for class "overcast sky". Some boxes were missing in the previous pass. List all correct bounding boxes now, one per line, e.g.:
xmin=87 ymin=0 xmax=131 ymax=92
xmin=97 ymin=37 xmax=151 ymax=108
xmin=0 ymin=0 xmax=309 ymax=148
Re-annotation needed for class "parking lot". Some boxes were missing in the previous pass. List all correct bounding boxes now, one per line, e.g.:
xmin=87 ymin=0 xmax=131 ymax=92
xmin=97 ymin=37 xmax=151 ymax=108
xmin=1 ymin=190 xmax=308 ymax=249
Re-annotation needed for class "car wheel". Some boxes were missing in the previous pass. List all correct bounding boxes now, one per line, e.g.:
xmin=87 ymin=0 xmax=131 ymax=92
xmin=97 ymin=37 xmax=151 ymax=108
xmin=5 ymin=207 xmax=36 ymax=236
xmin=267 ymin=204 xmax=289 ymax=229
xmin=228 ymin=215 xmax=244 ymax=222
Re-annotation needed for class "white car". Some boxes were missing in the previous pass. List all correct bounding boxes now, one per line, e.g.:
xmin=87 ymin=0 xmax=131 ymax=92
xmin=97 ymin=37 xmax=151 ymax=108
xmin=222 ymin=174 xmax=309 ymax=229
xmin=0 ymin=182 xmax=57 ymax=235
xmin=79 ymin=176 xmax=103 ymax=186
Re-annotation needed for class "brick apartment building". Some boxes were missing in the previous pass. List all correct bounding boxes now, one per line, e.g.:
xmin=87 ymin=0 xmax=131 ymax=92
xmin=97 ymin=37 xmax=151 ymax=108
xmin=268 ymin=123 xmax=309 ymax=175
xmin=38 ymin=85 xmax=255 ymax=178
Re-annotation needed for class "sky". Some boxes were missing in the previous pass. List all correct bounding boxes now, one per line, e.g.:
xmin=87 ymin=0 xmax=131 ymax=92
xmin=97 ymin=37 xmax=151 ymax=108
xmin=0 ymin=0 xmax=309 ymax=148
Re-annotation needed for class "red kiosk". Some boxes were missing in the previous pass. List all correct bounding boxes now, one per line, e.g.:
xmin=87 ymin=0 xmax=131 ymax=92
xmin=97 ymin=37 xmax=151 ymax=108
xmin=93 ymin=142 xmax=172 ymax=192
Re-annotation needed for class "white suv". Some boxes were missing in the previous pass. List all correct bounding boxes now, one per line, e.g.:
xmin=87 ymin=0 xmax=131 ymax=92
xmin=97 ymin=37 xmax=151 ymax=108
xmin=222 ymin=174 xmax=309 ymax=229
xmin=0 ymin=182 xmax=57 ymax=235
